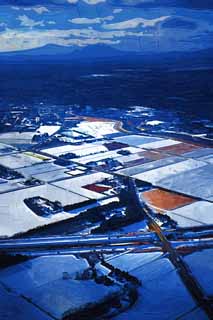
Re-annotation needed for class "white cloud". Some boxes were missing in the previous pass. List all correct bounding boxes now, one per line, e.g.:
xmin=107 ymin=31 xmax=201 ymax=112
xmin=0 ymin=27 xmax=153 ymax=52
xmin=0 ymin=22 xmax=7 ymax=28
xmin=69 ymin=16 xmax=114 ymax=24
xmin=12 ymin=6 xmax=49 ymax=14
xmin=11 ymin=6 xmax=20 ymax=11
xmin=82 ymin=0 xmax=106 ymax=4
xmin=67 ymin=0 xmax=106 ymax=4
xmin=17 ymin=15 xmax=45 ymax=28
xmin=104 ymin=16 xmax=170 ymax=30
xmin=31 ymin=7 xmax=49 ymax=14
xmin=113 ymin=9 xmax=123 ymax=14
xmin=48 ymin=21 xmax=56 ymax=25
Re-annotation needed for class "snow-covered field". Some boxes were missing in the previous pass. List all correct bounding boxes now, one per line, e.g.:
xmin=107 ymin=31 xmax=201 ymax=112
xmin=73 ymin=147 xmax=140 ymax=165
xmin=183 ymin=249 xmax=213 ymax=297
xmin=134 ymin=159 xmax=206 ymax=185
xmin=0 ymin=184 xmax=88 ymax=237
xmin=0 ymin=255 xmax=119 ymax=320
xmin=0 ymin=255 xmax=89 ymax=294
xmin=166 ymin=201 xmax=213 ymax=227
xmin=0 ymin=142 xmax=17 ymax=155
xmin=113 ymin=135 xmax=162 ymax=147
xmin=17 ymin=161 xmax=62 ymax=177
xmin=75 ymin=120 xmax=118 ymax=138
xmin=0 ymin=179 xmax=25 ymax=194
xmin=138 ymin=139 xmax=181 ymax=150
xmin=0 ymin=152 xmax=45 ymax=169
xmin=42 ymin=141 xmax=107 ymax=157
xmin=110 ymin=254 xmax=197 ymax=320
xmin=0 ymin=284 xmax=52 ymax=320
xmin=0 ymin=131 xmax=36 ymax=145
xmin=53 ymin=172 xmax=112 ymax=200
xmin=159 ymin=164 xmax=213 ymax=200
xmin=37 ymin=125 xmax=60 ymax=136
xmin=118 ymin=156 xmax=182 ymax=177
xmin=33 ymin=169 xmax=73 ymax=182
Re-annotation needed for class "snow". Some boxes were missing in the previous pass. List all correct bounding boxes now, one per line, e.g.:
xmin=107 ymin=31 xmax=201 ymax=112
xmin=0 ymin=255 xmax=119 ymax=319
xmin=0 ymin=255 xmax=89 ymax=294
xmin=118 ymin=156 xmax=182 ymax=177
xmin=0 ymin=131 xmax=35 ymax=145
xmin=26 ymin=279 xmax=119 ymax=320
xmin=18 ymin=161 xmax=63 ymax=177
xmin=183 ymin=148 xmax=213 ymax=159
xmin=33 ymin=169 xmax=73 ymax=182
xmin=0 ymin=142 xmax=16 ymax=155
xmin=146 ymin=120 xmax=164 ymax=126
xmin=114 ymin=255 xmax=196 ymax=320
xmin=73 ymin=147 xmax=140 ymax=165
xmin=158 ymin=164 xmax=213 ymax=200
xmin=184 ymin=249 xmax=213 ymax=296
xmin=42 ymin=141 xmax=107 ymax=156
xmin=69 ymin=145 xmax=108 ymax=157
xmin=138 ymin=139 xmax=181 ymax=149
xmin=37 ymin=125 xmax=60 ymax=136
xmin=0 ymin=284 xmax=52 ymax=320
xmin=113 ymin=135 xmax=162 ymax=147
xmin=180 ymin=308 xmax=208 ymax=320
xmin=107 ymin=252 xmax=163 ymax=273
xmin=0 ymin=184 xmax=88 ymax=237
xmin=0 ymin=152 xmax=45 ymax=169
xmin=199 ymin=153 xmax=213 ymax=164
xmin=53 ymin=172 xmax=112 ymax=200
xmin=134 ymin=159 xmax=206 ymax=185
xmin=75 ymin=120 xmax=118 ymax=138
xmin=168 ymin=201 xmax=213 ymax=226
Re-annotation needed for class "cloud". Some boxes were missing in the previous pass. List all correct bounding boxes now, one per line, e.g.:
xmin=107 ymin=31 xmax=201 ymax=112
xmin=48 ymin=20 xmax=56 ymax=24
xmin=12 ymin=6 xmax=49 ymax=14
xmin=67 ymin=0 xmax=106 ymax=4
xmin=104 ymin=16 xmax=170 ymax=30
xmin=0 ymin=26 xmax=154 ymax=52
xmin=113 ymin=8 xmax=123 ymax=14
xmin=17 ymin=15 xmax=45 ymax=28
xmin=32 ymin=6 xmax=49 ymax=14
xmin=69 ymin=16 xmax=114 ymax=24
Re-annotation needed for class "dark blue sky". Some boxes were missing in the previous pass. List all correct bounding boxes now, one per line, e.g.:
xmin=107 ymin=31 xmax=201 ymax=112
xmin=0 ymin=0 xmax=213 ymax=53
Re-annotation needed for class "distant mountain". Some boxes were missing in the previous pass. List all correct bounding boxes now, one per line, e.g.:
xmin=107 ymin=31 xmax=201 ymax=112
xmin=0 ymin=44 xmax=127 ymax=60
xmin=0 ymin=44 xmax=213 ymax=69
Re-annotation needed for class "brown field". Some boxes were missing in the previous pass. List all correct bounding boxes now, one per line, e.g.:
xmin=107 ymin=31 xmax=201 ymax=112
xmin=155 ymin=142 xmax=201 ymax=155
xmin=143 ymin=188 xmax=196 ymax=211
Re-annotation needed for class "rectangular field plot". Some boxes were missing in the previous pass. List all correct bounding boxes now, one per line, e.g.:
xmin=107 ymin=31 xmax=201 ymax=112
xmin=53 ymin=172 xmax=113 ymax=200
xmin=17 ymin=162 xmax=63 ymax=177
xmin=158 ymin=164 xmax=213 ymax=200
xmin=42 ymin=141 xmax=108 ymax=157
xmin=166 ymin=201 xmax=213 ymax=227
xmin=0 ymin=184 xmax=88 ymax=237
xmin=113 ymin=135 xmax=162 ymax=147
xmin=73 ymin=147 xmax=140 ymax=165
xmin=137 ymin=139 xmax=181 ymax=150
xmin=0 ymin=152 xmax=48 ymax=169
xmin=0 ymin=143 xmax=17 ymax=156
xmin=110 ymin=254 xmax=197 ymax=320
xmin=155 ymin=142 xmax=201 ymax=155
xmin=142 ymin=189 xmax=196 ymax=211
xmin=133 ymin=159 xmax=206 ymax=185
xmin=183 ymin=249 xmax=213 ymax=297
xmin=118 ymin=156 xmax=183 ymax=177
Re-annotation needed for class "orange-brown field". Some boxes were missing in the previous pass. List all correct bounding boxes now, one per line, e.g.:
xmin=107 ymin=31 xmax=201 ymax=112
xmin=143 ymin=188 xmax=196 ymax=211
